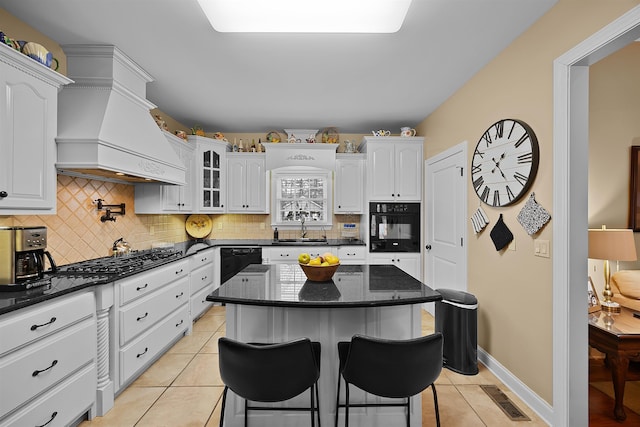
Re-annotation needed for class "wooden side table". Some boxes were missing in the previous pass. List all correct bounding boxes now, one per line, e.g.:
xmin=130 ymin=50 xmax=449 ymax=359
xmin=589 ymin=307 xmax=640 ymax=421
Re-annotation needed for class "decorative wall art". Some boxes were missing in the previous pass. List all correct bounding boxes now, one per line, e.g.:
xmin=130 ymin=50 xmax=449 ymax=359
xmin=629 ymin=146 xmax=640 ymax=231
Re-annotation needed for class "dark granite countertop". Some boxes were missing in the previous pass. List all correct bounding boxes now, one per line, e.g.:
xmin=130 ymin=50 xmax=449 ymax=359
xmin=0 ymin=275 xmax=115 ymax=315
xmin=207 ymin=264 xmax=441 ymax=308
xmin=179 ymin=238 xmax=365 ymax=249
xmin=0 ymin=238 xmax=366 ymax=316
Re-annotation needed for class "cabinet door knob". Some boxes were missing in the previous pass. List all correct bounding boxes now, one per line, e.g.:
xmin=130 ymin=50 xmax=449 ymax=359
xmin=0 ymin=191 xmax=7 ymax=198
xmin=426 ymin=245 xmax=432 ymax=251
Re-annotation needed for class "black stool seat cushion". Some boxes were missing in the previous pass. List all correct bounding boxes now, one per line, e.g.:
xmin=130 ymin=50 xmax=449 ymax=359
xmin=339 ymin=333 xmax=442 ymax=398
xmin=219 ymin=337 xmax=321 ymax=402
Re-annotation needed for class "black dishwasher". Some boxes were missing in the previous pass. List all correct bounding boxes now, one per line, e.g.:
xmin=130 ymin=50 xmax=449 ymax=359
xmin=220 ymin=247 xmax=263 ymax=284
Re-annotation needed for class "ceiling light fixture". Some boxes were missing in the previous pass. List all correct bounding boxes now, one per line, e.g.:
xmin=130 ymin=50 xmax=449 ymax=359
xmin=196 ymin=0 xmax=412 ymax=33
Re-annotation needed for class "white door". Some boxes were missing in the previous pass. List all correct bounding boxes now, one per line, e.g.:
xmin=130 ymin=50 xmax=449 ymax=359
xmin=423 ymin=142 xmax=468 ymax=314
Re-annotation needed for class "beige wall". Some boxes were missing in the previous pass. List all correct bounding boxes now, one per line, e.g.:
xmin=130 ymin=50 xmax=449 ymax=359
xmin=589 ymin=42 xmax=640 ymax=295
xmin=416 ymin=0 xmax=640 ymax=405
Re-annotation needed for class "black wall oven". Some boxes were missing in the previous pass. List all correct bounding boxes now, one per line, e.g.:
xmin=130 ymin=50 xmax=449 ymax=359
xmin=369 ymin=202 xmax=421 ymax=252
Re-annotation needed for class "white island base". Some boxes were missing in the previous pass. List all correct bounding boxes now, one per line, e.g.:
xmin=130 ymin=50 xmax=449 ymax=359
xmin=222 ymin=303 xmax=423 ymax=427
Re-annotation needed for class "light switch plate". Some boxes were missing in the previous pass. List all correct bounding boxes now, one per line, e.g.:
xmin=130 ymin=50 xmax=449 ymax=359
xmin=534 ymin=239 xmax=550 ymax=258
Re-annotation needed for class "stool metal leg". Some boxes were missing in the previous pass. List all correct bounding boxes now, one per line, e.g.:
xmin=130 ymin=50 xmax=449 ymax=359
xmin=219 ymin=386 xmax=229 ymax=427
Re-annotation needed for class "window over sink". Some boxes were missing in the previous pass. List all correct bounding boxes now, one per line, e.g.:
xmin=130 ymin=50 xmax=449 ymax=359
xmin=271 ymin=167 xmax=332 ymax=228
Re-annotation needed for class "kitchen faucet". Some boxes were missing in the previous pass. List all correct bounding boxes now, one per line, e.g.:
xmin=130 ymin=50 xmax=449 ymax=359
xmin=300 ymin=214 xmax=307 ymax=238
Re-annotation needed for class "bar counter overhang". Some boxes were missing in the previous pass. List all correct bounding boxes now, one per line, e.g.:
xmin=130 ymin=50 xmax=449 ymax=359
xmin=207 ymin=264 xmax=442 ymax=427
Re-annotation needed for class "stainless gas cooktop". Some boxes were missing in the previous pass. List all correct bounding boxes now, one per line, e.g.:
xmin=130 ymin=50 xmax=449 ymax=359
xmin=56 ymin=248 xmax=183 ymax=277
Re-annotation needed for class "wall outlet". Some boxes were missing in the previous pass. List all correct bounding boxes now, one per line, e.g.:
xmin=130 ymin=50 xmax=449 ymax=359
xmin=508 ymin=238 xmax=516 ymax=251
xmin=218 ymin=222 xmax=223 ymax=230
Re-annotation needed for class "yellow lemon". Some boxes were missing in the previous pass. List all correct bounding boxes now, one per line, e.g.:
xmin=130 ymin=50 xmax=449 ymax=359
xmin=298 ymin=253 xmax=311 ymax=264
xmin=308 ymin=257 xmax=322 ymax=266
xmin=325 ymin=255 xmax=340 ymax=265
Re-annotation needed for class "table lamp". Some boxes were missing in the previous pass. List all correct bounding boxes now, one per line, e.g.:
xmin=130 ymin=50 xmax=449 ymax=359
xmin=588 ymin=226 xmax=637 ymax=313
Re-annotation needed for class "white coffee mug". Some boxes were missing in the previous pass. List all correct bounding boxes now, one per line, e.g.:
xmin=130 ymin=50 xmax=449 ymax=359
xmin=401 ymin=127 xmax=416 ymax=137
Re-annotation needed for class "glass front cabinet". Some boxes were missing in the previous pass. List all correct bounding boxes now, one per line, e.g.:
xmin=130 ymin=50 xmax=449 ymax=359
xmin=192 ymin=136 xmax=231 ymax=213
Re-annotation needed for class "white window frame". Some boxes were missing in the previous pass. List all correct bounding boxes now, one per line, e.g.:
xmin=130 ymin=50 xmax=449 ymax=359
xmin=271 ymin=167 xmax=333 ymax=228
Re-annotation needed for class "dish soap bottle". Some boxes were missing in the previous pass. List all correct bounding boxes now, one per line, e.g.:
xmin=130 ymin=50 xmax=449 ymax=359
xmin=273 ymin=227 xmax=279 ymax=241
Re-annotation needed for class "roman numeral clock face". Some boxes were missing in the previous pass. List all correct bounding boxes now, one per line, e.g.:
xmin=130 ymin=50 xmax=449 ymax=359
xmin=471 ymin=119 xmax=539 ymax=207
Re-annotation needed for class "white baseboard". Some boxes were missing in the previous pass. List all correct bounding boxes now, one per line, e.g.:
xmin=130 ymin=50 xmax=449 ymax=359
xmin=478 ymin=346 xmax=553 ymax=426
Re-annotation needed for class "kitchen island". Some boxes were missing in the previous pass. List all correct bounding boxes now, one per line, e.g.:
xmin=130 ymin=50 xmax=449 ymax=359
xmin=206 ymin=263 xmax=441 ymax=427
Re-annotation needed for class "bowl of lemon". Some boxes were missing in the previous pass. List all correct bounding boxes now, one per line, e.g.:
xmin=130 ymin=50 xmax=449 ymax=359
xmin=298 ymin=252 xmax=340 ymax=282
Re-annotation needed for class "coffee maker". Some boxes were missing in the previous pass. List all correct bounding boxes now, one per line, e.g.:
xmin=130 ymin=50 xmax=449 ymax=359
xmin=0 ymin=226 xmax=58 ymax=286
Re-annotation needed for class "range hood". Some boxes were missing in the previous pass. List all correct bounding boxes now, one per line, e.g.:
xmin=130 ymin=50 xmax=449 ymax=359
xmin=56 ymin=45 xmax=185 ymax=185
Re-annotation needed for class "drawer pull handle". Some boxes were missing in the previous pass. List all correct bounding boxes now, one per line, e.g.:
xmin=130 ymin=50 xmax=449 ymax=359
xmin=137 ymin=347 xmax=149 ymax=358
xmin=31 ymin=317 xmax=57 ymax=331
xmin=201 ymin=276 xmax=207 ymax=281
xmin=35 ymin=411 xmax=58 ymax=427
xmin=201 ymin=257 xmax=208 ymax=262
xmin=136 ymin=284 xmax=149 ymax=291
xmin=176 ymin=319 xmax=184 ymax=327
xmin=176 ymin=292 xmax=184 ymax=298
xmin=32 ymin=359 xmax=58 ymax=377
xmin=137 ymin=312 xmax=149 ymax=321
xmin=175 ymin=269 xmax=184 ymax=275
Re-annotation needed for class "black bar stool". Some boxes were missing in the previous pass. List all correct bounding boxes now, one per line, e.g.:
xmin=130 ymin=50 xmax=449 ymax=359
xmin=218 ymin=337 xmax=321 ymax=427
xmin=334 ymin=333 xmax=443 ymax=427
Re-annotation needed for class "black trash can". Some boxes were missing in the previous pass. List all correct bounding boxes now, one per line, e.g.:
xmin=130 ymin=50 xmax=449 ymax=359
xmin=435 ymin=288 xmax=479 ymax=375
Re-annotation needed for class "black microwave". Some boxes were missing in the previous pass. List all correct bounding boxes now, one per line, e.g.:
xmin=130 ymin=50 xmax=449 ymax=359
xmin=369 ymin=203 xmax=421 ymax=252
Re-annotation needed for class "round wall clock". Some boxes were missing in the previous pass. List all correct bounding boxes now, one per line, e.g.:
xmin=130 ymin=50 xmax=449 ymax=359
xmin=471 ymin=118 xmax=539 ymax=207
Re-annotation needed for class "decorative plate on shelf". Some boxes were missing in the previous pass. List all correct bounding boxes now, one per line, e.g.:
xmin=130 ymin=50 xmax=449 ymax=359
xmin=321 ymin=127 xmax=339 ymax=144
xmin=186 ymin=214 xmax=213 ymax=239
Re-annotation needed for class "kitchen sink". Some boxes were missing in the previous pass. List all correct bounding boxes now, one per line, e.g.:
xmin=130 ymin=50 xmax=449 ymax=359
xmin=272 ymin=238 xmax=329 ymax=245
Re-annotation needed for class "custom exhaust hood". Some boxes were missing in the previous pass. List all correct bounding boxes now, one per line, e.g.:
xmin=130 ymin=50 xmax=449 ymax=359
xmin=56 ymin=45 xmax=185 ymax=185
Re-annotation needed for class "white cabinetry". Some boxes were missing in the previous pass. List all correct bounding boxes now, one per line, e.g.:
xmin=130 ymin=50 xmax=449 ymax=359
xmin=113 ymin=260 xmax=190 ymax=390
xmin=192 ymin=136 xmax=231 ymax=213
xmin=0 ymin=44 xmax=72 ymax=214
xmin=0 ymin=291 xmax=96 ymax=426
xmin=337 ymin=246 xmax=366 ymax=265
xmin=363 ymin=137 xmax=423 ymax=201
xmin=367 ymin=253 xmax=421 ymax=281
xmin=227 ymin=153 xmax=268 ymax=213
xmin=334 ymin=154 xmax=365 ymax=214
xmin=190 ymin=248 xmax=215 ymax=321
xmin=262 ymin=246 xmax=337 ymax=264
xmin=134 ymin=132 xmax=195 ymax=213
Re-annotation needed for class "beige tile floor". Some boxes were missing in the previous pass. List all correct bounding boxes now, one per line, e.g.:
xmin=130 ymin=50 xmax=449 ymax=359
xmin=80 ymin=306 xmax=547 ymax=427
